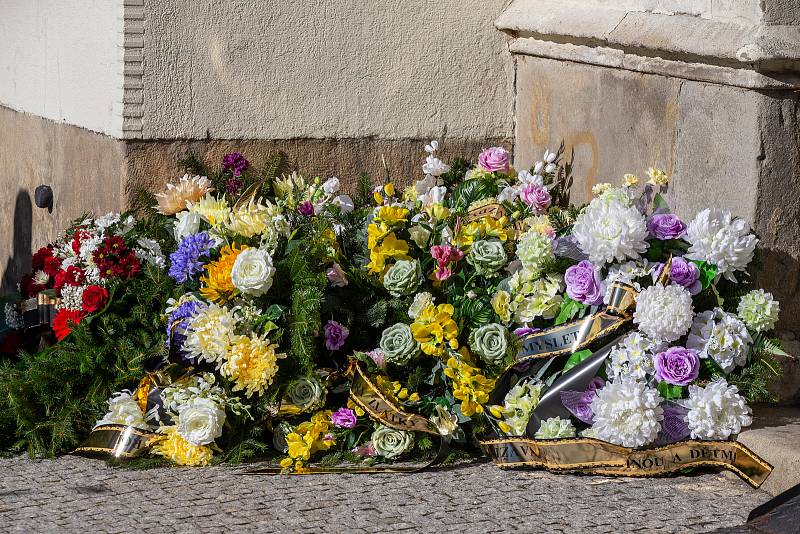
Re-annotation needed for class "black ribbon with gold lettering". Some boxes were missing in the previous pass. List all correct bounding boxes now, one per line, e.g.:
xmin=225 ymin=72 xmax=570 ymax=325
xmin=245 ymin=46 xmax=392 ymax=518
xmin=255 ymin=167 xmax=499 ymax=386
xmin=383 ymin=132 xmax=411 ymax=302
xmin=480 ymin=437 xmax=773 ymax=488
xmin=245 ymin=361 xmax=453 ymax=475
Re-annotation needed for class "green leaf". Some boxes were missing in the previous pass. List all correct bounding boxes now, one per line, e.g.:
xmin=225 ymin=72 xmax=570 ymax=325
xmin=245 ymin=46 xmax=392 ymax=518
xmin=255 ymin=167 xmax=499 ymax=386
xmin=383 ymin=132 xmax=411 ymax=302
xmin=690 ymin=260 xmax=718 ymax=290
xmin=657 ymin=381 xmax=684 ymax=400
xmin=653 ymin=193 xmax=670 ymax=212
xmin=562 ymin=349 xmax=592 ymax=373
xmin=262 ymin=304 xmax=286 ymax=322
xmin=554 ymin=296 xmax=584 ymax=326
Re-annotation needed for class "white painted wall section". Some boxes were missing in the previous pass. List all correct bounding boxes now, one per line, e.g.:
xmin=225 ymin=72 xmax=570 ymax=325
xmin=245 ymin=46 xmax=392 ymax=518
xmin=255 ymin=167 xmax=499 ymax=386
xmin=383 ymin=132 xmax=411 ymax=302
xmin=0 ymin=0 xmax=124 ymax=136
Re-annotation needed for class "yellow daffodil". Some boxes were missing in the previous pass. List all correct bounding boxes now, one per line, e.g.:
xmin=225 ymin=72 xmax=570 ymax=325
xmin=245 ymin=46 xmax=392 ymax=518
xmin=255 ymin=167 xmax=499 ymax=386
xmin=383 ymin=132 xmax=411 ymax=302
xmin=443 ymin=357 xmax=496 ymax=417
xmin=366 ymin=232 xmax=410 ymax=274
xmin=375 ymin=205 xmax=410 ymax=226
xmin=410 ymin=303 xmax=459 ymax=357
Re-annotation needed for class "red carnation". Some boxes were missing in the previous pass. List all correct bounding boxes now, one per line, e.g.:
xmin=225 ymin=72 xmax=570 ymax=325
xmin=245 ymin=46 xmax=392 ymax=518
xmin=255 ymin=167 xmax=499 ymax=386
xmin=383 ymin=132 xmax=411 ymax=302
xmin=31 ymin=246 xmax=53 ymax=271
xmin=52 ymin=309 xmax=86 ymax=340
xmin=81 ymin=285 xmax=108 ymax=313
xmin=42 ymin=256 xmax=62 ymax=277
xmin=21 ymin=274 xmax=45 ymax=298
xmin=71 ymin=229 xmax=91 ymax=255
xmin=64 ymin=266 xmax=85 ymax=286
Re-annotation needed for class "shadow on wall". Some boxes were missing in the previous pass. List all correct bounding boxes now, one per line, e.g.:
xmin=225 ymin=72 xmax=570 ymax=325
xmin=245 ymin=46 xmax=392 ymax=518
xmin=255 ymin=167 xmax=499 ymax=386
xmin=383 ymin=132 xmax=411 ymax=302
xmin=1 ymin=190 xmax=32 ymax=294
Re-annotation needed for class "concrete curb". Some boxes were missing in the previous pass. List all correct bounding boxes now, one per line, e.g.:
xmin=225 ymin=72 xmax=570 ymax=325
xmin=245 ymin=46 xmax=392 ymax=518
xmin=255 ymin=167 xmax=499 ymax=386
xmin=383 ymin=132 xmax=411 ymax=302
xmin=734 ymin=405 xmax=800 ymax=496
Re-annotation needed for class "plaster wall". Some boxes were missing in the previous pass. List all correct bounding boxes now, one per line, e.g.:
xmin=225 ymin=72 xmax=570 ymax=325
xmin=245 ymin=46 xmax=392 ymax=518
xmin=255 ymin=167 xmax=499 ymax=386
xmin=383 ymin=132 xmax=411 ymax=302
xmin=0 ymin=0 xmax=125 ymax=137
xmin=139 ymin=0 xmax=514 ymax=141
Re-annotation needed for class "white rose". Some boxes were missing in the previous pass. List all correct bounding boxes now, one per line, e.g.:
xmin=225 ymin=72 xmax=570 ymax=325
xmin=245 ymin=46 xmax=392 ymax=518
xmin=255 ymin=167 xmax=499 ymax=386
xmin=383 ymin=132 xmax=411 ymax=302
xmin=231 ymin=247 xmax=275 ymax=296
xmin=174 ymin=211 xmax=202 ymax=241
xmin=323 ymin=177 xmax=341 ymax=195
xmin=177 ymin=397 xmax=226 ymax=446
xmin=95 ymin=391 xmax=147 ymax=429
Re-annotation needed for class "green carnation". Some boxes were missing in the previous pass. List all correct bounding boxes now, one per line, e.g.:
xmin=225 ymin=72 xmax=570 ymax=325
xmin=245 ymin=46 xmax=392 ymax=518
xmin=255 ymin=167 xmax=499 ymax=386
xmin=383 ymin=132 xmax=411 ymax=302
xmin=379 ymin=323 xmax=420 ymax=366
xmin=516 ymin=230 xmax=554 ymax=275
xmin=467 ymin=239 xmax=507 ymax=275
xmin=286 ymin=376 xmax=326 ymax=411
xmin=371 ymin=424 xmax=414 ymax=459
xmin=534 ymin=416 xmax=576 ymax=439
xmin=469 ymin=323 xmax=511 ymax=366
xmin=737 ymin=289 xmax=780 ymax=332
xmin=383 ymin=260 xmax=421 ymax=297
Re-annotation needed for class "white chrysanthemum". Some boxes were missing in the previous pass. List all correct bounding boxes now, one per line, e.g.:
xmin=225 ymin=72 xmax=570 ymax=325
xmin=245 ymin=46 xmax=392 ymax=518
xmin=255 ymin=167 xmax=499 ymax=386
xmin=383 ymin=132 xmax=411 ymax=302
xmin=135 ymin=238 xmax=166 ymax=269
xmin=33 ymin=270 xmax=50 ymax=286
xmin=509 ymin=272 xmax=563 ymax=323
xmin=408 ymin=292 xmax=434 ymax=319
xmin=4 ymin=302 xmax=23 ymax=330
xmin=79 ymin=234 xmax=103 ymax=265
xmin=737 ymin=289 xmax=780 ymax=333
xmin=590 ymin=376 xmax=664 ymax=448
xmin=59 ymin=285 xmax=85 ymax=311
xmin=633 ymin=284 xmax=694 ymax=343
xmin=607 ymin=332 xmax=661 ymax=380
xmin=184 ymin=303 xmax=240 ymax=366
xmin=515 ymin=230 xmax=554 ymax=275
xmin=686 ymin=308 xmax=752 ymax=373
xmin=95 ymin=391 xmax=147 ymax=429
xmin=685 ymin=208 xmax=757 ymax=281
xmin=535 ymin=417 xmax=576 ymax=439
xmin=681 ymin=379 xmax=752 ymax=440
xmin=572 ymin=197 xmax=648 ymax=265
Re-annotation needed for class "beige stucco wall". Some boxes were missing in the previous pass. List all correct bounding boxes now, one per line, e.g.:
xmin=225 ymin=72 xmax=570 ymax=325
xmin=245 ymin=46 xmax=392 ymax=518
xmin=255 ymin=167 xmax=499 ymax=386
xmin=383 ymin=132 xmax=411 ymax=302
xmin=138 ymin=0 xmax=514 ymax=141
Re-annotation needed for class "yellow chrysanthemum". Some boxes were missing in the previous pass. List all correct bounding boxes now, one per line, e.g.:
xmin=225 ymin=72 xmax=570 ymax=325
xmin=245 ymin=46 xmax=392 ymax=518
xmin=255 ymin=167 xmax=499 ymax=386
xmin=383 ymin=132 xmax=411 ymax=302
xmin=375 ymin=205 xmax=410 ymax=226
xmin=188 ymin=194 xmax=231 ymax=226
xmin=273 ymin=172 xmax=307 ymax=203
xmin=200 ymin=245 xmax=245 ymax=303
xmin=526 ymin=214 xmax=555 ymax=238
xmin=443 ymin=357 xmax=496 ymax=417
xmin=151 ymin=426 xmax=213 ymax=466
xmin=366 ymin=232 xmax=411 ymax=275
xmin=155 ymin=174 xmax=213 ymax=215
xmin=226 ymin=198 xmax=275 ymax=238
xmin=623 ymin=174 xmax=639 ymax=187
xmin=410 ymin=303 xmax=459 ymax=357
xmin=646 ymin=167 xmax=669 ymax=186
xmin=220 ymin=333 xmax=283 ymax=398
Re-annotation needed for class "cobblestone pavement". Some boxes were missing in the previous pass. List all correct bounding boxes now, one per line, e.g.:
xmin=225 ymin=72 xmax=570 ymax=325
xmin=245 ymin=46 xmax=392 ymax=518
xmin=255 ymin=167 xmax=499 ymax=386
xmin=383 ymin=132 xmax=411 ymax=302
xmin=0 ymin=455 xmax=769 ymax=533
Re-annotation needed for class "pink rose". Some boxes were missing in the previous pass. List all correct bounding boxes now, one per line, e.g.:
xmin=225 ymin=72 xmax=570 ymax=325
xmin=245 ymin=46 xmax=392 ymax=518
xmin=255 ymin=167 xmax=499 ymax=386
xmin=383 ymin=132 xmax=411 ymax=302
xmin=326 ymin=263 xmax=348 ymax=287
xmin=478 ymin=147 xmax=510 ymax=174
xmin=520 ymin=184 xmax=552 ymax=215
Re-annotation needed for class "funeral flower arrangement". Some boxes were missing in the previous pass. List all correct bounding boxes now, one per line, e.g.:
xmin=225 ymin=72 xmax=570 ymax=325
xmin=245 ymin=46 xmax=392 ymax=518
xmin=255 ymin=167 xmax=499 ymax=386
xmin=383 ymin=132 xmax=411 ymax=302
xmin=0 ymin=146 xmax=784 ymax=481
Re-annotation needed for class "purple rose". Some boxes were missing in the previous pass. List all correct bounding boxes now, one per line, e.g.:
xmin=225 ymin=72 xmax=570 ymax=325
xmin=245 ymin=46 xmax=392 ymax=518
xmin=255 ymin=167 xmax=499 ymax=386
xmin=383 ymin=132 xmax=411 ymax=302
xmin=647 ymin=213 xmax=686 ymax=240
xmin=520 ymin=184 xmax=552 ymax=215
xmin=561 ymin=377 xmax=604 ymax=424
xmin=478 ymin=147 xmax=510 ymax=174
xmin=298 ymin=201 xmax=315 ymax=216
xmin=655 ymin=257 xmax=701 ymax=295
xmin=654 ymin=346 xmax=699 ymax=386
xmin=564 ymin=260 xmax=603 ymax=306
xmin=331 ymin=407 xmax=357 ymax=429
xmin=324 ymin=320 xmax=349 ymax=351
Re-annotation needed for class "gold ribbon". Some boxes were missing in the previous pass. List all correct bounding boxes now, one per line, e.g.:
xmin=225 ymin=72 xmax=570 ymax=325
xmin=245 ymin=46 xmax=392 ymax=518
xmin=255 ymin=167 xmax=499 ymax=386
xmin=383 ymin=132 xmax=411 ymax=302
xmin=73 ymin=424 xmax=158 ymax=459
xmin=480 ymin=437 xmax=773 ymax=489
xmin=245 ymin=361 xmax=452 ymax=475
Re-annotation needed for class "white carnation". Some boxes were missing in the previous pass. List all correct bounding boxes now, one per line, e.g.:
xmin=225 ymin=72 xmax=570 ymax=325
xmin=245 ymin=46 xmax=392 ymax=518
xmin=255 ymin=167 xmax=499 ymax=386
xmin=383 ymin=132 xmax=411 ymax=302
xmin=737 ymin=289 xmax=780 ymax=333
xmin=590 ymin=376 xmax=664 ymax=448
xmin=686 ymin=308 xmax=752 ymax=373
xmin=79 ymin=234 xmax=103 ymax=264
xmin=602 ymin=260 xmax=655 ymax=304
xmin=685 ymin=208 xmax=757 ymax=281
xmin=176 ymin=397 xmax=226 ymax=446
xmin=94 ymin=212 xmax=121 ymax=232
xmin=422 ymin=155 xmax=450 ymax=177
xmin=607 ymin=332 xmax=661 ymax=381
xmin=572 ymin=197 xmax=648 ymax=265
xmin=231 ymin=248 xmax=275 ymax=297
xmin=681 ymin=379 xmax=752 ymax=440
xmin=135 ymin=238 xmax=166 ymax=269
xmin=534 ymin=416 xmax=576 ymax=439
xmin=408 ymin=292 xmax=434 ymax=319
xmin=633 ymin=284 xmax=694 ymax=343
xmin=95 ymin=391 xmax=147 ymax=429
